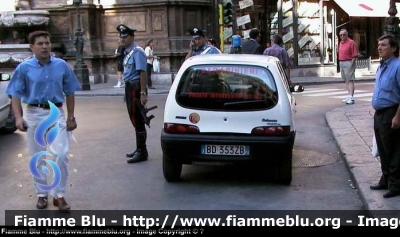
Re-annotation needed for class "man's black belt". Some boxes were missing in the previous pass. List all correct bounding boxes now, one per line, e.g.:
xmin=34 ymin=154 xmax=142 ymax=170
xmin=125 ymin=80 xmax=140 ymax=87
xmin=375 ymin=105 xmax=399 ymax=114
xmin=28 ymin=103 xmax=63 ymax=109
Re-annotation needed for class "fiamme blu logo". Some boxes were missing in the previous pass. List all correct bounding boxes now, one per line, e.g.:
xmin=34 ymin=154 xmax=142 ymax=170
xmin=29 ymin=101 xmax=61 ymax=191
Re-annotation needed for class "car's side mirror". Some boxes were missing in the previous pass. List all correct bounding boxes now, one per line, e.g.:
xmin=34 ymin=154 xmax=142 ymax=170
xmin=290 ymin=84 xmax=304 ymax=93
xmin=0 ymin=73 xmax=11 ymax=81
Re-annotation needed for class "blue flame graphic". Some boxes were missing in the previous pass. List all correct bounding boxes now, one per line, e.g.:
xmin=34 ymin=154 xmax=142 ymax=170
xmin=29 ymin=101 xmax=62 ymax=191
xmin=29 ymin=151 xmax=61 ymax=191
xmin=35 ymin=102 xmax=60 ymax=147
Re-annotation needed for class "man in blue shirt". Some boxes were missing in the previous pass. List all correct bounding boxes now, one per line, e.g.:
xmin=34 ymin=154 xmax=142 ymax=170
xmin=263 ymin=34 xmax=292 ymax=84
xmin=6 ymin=31 xmax=81 ymax=212
xmin=116 ymin=24 xmax=150 ymax=163
xmin=185 ymin=27 xmax=221 ymax=60
xmin=370 ymin=34 xmax=400 ymax=198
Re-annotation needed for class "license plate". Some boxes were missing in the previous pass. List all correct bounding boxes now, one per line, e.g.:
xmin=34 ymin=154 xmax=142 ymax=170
xmin=201 ymin=145 xmax=249 ymax=156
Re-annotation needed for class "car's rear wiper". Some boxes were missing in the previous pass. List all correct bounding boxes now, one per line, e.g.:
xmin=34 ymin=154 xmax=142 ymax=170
xmin=223 ymin=100 xmax=266 ymax=107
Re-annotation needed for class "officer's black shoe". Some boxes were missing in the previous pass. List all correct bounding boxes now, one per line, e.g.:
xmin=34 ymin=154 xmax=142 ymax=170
xmin=127 ymin=149 xmax=148 ymax=163
xmin=383 ymin=190 xmax=400 ymax=198
xmin=370 ymin=184 xmax=388 ymax=190
xmin=126 ymin=150 xmax=137 ymax=158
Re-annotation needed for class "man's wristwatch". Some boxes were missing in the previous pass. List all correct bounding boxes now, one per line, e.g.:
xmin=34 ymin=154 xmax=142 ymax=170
xmin=68 ymin=117 xmax=76 ymax=122
xmin=140 ymin=92 xmax=147 ymax=96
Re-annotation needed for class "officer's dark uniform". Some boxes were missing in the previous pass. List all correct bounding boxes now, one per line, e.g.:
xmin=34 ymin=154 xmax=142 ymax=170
xmin=116 ymin=24 xmax=149 ymax=163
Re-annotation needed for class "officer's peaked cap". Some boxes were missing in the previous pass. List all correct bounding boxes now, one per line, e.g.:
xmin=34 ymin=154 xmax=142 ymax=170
xmin=116 ymin=24 xmax=136 ymax=38
xmin=189 ymin=27 xmax=205 ymax=39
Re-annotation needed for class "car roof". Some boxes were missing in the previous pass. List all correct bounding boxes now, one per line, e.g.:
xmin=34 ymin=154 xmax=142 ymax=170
xmin=185 ymin=54 xmax=280 ymax=66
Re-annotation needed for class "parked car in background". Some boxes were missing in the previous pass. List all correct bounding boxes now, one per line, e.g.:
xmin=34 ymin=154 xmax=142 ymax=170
xmin=161 ymin=54 xmax=304 ymax=184
xmin=0 ymin=73 xmax=17 ymax=134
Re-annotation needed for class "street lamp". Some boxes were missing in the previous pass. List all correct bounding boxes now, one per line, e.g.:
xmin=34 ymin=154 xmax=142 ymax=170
xmin=385 ymin=0 xmax=400 ymax=38
xmin=73 ymin=0 xmax=90 ymax=90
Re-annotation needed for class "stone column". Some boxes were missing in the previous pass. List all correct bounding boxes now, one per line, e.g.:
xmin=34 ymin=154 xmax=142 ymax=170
xmin=73 ymin=0 xmax=90 ymax=90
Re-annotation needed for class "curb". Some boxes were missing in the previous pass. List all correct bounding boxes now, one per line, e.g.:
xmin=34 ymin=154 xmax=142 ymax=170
xmin=296 ymin=78 xmax=375 ymax=86
xmin=75 ymin=89 xmax=171 ymax=97
xmin=325 ymin=104 xmax=400 ymax=214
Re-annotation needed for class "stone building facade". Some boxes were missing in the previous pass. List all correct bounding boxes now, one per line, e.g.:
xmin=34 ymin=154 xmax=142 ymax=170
xmin=1 ymin=0 xmax=392 ymax=84
xmin=23 ymin=0 xmax=217 ymax=84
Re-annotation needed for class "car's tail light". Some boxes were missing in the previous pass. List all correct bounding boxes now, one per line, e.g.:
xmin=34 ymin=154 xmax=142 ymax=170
xmin=164 ymin=123 xmax=200 ymax=134
xmin=251 ymin=126 xmax=291 ymax=136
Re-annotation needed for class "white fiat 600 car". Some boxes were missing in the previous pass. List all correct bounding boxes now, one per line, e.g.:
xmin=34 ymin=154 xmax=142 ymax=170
xmin=0 ymin=73 xmax=16 ymax=134
xmin=161 ymin=54 xmax=303 ymax=184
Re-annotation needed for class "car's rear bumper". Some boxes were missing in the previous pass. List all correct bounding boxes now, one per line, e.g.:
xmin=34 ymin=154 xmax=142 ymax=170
xmin=161 ymin=130 xmax=295 ymax=164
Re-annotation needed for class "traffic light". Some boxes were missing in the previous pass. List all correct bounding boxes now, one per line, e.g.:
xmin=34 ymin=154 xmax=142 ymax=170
xmin=222 ymin=0 xmax=233 ymax=25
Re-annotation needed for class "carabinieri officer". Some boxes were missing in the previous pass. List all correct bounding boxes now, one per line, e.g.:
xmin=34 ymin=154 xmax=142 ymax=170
xmin=185 ymin=27 xmax=221 ymax=60
xmin=116 ymin=24 xmax=150 ymax=163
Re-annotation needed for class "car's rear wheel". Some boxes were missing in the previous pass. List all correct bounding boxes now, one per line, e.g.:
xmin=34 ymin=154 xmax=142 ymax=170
xmin=163 ymin=154 xmax=182 ymax=182
xmin=0 ymin=110 xmax=17 ymax=135
xmin=272 ymin=150 xmax=292 ymax=185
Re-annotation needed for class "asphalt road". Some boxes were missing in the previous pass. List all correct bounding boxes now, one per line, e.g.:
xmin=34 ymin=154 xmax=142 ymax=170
xmin=0 ymin=84 xmax=375 ymax=224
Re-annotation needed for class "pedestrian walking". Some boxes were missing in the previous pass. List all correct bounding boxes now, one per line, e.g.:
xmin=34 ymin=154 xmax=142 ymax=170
xmin=116 ymin=24 xmax=150 ymax=163
xmin=145 ymin=39 xmax=156 ymax=89
xmin=241 ymin=29 xmax=262 ymax=54
xmin=338 ymin=29 xmax=358 ymax=105
xmin=114 ymin=38 xmax=126 ymax=88
xmin=6 ymin=30 xmax=81 ymax=212
xmin=263 ymin=34 xmax=292 ymax=84
xmin=370 ymin=34 xmax=400 ymax=198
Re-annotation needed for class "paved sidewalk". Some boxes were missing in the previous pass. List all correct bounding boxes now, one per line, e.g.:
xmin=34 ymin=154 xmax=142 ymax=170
xmin=326 ymin=104 xmax=400 ymax=215
xmin=76 ymin=75 xmax=400 ymax=214
xmin=75 ymin=75 xmax=377 ymax=96
xmin=75 ymin=82 xmax=171 ymax=97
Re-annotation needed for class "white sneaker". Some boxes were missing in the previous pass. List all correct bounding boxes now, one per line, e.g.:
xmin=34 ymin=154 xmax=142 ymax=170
xmin=114 ymin=81 xmax=124 ymax=88
xmin=345 ymin=98 xmax=355 ymax=105
xmin=342 ymin=96 xmax=350 ymax=103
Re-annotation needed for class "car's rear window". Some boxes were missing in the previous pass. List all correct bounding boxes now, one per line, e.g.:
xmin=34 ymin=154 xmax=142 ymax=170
xmin=175 ymin=64 xmax=278 ymax=111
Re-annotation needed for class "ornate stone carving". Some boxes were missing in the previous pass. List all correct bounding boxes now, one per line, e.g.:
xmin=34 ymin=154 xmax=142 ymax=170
xmin=0 ymin=12 xmax=15 ymax=27
xmin=0 ymin=52 xmax=32 ymax=63
xmin=0 ymin=10 xmax=50 ymax=27
xmin=0 ymin=10 xmax=50 ymax=66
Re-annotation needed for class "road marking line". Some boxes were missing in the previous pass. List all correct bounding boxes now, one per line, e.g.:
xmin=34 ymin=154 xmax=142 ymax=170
xmin=302 ymin=90 xmax=367 ymax=97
